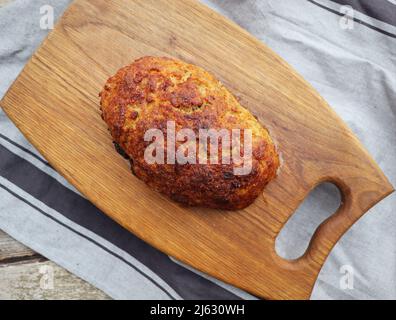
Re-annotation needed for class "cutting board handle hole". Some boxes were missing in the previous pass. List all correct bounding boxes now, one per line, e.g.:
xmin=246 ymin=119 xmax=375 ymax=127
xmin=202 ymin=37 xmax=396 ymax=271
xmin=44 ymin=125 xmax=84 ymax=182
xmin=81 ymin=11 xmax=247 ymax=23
xmin=275 ymin=182 xmax=341 ymax=260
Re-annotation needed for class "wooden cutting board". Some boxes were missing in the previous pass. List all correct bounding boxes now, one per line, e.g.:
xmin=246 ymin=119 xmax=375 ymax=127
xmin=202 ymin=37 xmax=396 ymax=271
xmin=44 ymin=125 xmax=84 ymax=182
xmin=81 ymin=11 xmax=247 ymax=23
xmin=1 ymin=0 xmax=393 ymax=300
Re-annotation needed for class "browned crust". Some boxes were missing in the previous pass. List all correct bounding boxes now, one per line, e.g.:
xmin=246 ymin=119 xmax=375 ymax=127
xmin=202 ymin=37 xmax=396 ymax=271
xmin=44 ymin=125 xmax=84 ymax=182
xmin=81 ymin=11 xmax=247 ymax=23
xmin=99 ymin=56 xmax=279 ymax=210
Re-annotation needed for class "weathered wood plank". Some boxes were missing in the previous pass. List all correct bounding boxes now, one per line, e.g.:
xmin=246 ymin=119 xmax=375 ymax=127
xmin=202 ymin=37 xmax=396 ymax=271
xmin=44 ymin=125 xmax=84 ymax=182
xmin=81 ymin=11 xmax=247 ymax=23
xmin=0 ymin=230 xmax=110 ymax=299
xmin=0 ymin=260 xmax=110 ymax=300
xmin=0 ymin=230 xmax=40 ymax=264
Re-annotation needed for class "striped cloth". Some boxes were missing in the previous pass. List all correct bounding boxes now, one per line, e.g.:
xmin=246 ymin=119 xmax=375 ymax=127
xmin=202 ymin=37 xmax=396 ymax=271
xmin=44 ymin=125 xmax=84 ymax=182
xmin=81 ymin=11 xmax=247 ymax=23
xmin=1 ymin=0 xmax=395 ymax=299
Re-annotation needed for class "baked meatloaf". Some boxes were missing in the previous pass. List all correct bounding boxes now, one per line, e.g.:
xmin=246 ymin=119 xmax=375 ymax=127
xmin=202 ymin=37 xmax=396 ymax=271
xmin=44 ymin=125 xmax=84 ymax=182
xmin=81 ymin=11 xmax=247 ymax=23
xmin=99 ymin=56 xmax=279 ymax=210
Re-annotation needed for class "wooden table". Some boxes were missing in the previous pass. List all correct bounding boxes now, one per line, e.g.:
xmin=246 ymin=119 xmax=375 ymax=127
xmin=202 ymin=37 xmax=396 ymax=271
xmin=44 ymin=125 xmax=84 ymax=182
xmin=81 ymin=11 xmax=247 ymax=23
xmin=0 ymin=230 xmax=110 ymax=300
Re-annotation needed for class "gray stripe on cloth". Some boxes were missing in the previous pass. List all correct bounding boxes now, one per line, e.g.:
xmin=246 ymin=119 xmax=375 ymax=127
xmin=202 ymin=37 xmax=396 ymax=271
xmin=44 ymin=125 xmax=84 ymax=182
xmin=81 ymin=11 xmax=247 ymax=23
xmin=331 ymin=0 xmax=396 ymax=27
xmin=308 ymin=0 xmax=396 ymax=38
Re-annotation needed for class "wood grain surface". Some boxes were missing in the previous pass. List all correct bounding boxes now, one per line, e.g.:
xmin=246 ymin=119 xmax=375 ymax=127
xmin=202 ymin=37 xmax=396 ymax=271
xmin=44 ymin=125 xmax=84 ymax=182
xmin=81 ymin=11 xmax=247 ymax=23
xmin=0 ymin=230 xmax=109 ymax=299
xmin=0 ymin=260 xmax=110 ymax=300
xmin=0 ymin=230 xmax=39 ymax=264
xmin=0 ymin=0 xmax=393 ymax=299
